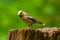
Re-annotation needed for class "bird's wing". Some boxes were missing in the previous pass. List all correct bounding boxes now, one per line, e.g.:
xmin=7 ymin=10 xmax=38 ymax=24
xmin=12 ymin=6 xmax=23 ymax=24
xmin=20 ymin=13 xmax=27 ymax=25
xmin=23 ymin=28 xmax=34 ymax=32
xmin=27 ymin=16 xmax=37 ymax=23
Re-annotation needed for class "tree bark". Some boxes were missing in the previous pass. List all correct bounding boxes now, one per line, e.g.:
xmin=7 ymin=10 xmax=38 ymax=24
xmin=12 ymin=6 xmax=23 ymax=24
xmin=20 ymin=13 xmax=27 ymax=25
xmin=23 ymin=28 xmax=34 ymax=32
xmin=7 ymin=27 xmax=60 ymax=40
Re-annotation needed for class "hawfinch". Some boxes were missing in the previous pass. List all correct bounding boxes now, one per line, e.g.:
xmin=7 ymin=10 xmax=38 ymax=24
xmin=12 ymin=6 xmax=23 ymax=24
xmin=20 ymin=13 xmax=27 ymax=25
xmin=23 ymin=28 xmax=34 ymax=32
xmin=18 ymin=10 xmax=45 ymax=27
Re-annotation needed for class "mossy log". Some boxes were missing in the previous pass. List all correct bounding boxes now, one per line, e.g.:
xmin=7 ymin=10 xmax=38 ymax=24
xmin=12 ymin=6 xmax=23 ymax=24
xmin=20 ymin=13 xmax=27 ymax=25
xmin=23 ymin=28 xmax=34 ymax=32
xmin=8 ymin=28 xmax=60 ymax=40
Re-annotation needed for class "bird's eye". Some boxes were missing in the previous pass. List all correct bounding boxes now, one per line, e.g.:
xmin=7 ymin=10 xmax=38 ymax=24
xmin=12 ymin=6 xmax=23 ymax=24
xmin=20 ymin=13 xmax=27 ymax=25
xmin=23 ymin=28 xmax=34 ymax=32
xmin=19 ymin=15 xmax=22 ymax=17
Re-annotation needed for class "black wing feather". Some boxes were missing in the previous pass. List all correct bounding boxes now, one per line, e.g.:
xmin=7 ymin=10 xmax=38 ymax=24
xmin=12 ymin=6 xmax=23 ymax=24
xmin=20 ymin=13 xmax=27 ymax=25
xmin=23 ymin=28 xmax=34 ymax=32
xmin=27 ymin=17 xmax=37 ymax=23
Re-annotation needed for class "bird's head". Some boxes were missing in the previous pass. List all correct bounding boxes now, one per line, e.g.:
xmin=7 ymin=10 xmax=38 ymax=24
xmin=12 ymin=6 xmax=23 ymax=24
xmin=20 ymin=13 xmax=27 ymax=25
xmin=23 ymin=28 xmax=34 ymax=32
xmin=18 ymin=10 xmax=27 ymax=17
xmin=18 ymin=10 xmax=23 ymax=17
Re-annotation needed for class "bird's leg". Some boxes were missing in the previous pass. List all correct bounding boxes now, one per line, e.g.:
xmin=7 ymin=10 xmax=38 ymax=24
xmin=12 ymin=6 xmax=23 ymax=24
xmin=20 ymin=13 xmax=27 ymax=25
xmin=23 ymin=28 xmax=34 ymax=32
xmin=28 ymin=24 xmax=32 ymax=29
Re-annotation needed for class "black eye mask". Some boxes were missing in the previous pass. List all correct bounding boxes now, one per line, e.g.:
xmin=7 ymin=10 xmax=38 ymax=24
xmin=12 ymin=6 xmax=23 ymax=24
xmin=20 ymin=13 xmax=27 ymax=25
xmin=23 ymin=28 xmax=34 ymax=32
xmin=19 ymin=15 xmax=22 ymax=17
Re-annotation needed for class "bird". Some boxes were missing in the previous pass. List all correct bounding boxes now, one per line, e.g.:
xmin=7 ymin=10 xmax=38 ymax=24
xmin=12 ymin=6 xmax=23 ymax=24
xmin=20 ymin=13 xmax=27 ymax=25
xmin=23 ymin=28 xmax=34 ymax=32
xmin=18 ymin=10 xmax=45 ymax=28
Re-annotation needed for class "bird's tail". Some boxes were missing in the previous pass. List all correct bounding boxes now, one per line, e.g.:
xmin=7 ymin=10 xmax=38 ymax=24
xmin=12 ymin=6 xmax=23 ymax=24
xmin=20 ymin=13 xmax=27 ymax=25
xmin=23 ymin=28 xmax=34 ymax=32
xmin=37 ymin=22 xmax=45 ymax=26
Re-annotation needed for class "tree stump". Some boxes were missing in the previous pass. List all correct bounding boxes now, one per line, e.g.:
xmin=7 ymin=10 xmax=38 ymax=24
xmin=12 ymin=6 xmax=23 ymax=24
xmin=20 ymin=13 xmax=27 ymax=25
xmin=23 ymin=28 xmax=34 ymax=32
xmin=7 ymin=27 xmax=60 ymax=40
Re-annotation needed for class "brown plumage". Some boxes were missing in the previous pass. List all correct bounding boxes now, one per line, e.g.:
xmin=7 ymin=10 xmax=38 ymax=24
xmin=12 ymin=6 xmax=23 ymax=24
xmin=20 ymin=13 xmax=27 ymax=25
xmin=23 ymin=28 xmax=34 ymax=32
xmin=18 ymin=10 xmax=45 ymax=27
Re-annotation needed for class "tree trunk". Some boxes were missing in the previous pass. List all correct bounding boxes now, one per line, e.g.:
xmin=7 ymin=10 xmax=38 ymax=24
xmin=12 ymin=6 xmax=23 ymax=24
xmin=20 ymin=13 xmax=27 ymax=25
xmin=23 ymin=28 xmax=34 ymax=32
xmin=7 ymin=27 xmax=60 ymax=40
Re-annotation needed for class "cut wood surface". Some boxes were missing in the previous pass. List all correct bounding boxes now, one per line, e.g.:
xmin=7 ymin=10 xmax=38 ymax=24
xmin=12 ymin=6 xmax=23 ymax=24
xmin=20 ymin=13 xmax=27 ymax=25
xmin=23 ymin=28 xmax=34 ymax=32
xmin=8 ymin=27 xmax=60 ymax=40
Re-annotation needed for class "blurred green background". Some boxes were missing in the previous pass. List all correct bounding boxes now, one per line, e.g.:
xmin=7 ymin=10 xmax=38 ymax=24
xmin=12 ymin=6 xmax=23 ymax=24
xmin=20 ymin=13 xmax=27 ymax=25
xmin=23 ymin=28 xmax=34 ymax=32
xmin=0 ymin=0 xmax=60 ymax=40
